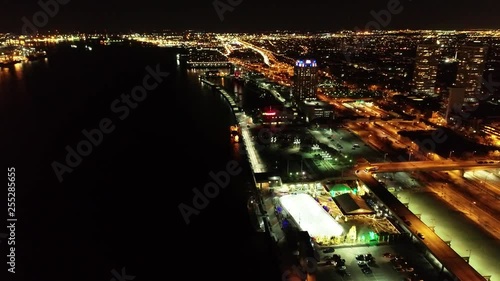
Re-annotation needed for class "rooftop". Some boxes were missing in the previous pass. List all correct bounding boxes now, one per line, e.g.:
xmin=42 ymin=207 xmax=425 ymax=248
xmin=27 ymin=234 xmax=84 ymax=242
xmin=278 ymin=193 xmax=344 ymax=238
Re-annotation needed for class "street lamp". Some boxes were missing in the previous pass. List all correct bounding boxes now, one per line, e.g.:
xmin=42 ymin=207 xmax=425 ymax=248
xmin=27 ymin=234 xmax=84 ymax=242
xmin=470 ymin=201 xmax=476 ymax=215
xmin=448 ymin=150 xmax=454 ymax=159
xmin=384 ymin=153 xmax=388 ymax=161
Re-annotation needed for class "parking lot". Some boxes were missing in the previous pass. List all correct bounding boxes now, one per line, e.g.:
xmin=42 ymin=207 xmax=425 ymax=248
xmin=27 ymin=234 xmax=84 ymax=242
xmin=314 ymin=244 xmax=441 ymax=281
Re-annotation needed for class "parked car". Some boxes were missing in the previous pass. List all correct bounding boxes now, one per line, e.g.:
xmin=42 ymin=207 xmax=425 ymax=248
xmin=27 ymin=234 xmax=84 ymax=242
xmin=338 ymin=269 xmax=350 ymax=276
xmin=357 ymin=261 xmax=367 ymax=266
xmin=362 ymin=267 xmax=372 ymax=274
xmin=382 ymin=252 xmax=394 ymax=258
xmin=322 ymin=247 xmax=335 ymax=253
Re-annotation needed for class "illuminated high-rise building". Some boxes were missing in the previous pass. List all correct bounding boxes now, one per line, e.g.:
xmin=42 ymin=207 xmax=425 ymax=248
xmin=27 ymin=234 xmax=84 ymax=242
xmin=412 ymin=44 xmax=441 ymax=95
xmin=455 ymin=44 xmax=488 ymax=102
xmin=293 ymin=59 xmax=318 ymax=102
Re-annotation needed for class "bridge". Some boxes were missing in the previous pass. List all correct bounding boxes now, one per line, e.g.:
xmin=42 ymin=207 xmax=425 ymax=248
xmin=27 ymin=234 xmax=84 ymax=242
xmin=316 ymin=93 xmax=375 ymax=103
xmin=356 ymin=170 xmax=487 ymax=281
xmin=342 ymin=117 xmax=414 ymax=123
xmin=186 ymin=61 xmax=232 ymax=68
xmin=359 ymin=160 xmax=500 ymax=175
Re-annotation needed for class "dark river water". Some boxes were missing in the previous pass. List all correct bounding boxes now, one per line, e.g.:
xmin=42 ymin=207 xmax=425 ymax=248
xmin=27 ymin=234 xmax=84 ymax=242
xmin=0 ymin=43 xmax=280 ymax=281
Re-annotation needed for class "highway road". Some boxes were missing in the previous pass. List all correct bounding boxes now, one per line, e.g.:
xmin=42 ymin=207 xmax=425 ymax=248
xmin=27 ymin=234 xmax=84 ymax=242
xmin=361 ymin=160 xmax=500 ymax=173
xmin=356 ymin=170 xmax=487 ymax=281
xmin=418 ymin=169 xmax=500 ymax=238
xmin=343 ymin=116 xmax=500 ymax=234
xmin=376 ymin=163 xmax=500 ymax=239
xmin=229 ymin=58 xmax=292 ymax=86
xmin=464 ymin=170 xmax=500 ymax=199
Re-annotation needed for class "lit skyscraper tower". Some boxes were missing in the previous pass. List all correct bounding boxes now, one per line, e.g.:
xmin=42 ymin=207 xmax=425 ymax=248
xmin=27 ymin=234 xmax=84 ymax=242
xmin=412 ymin=44 xmax=441 ymax=95
xmin=293 ymin=59 xmax=318 ymax=102
xmin=455 ymin=44 xmax=488 ymax=102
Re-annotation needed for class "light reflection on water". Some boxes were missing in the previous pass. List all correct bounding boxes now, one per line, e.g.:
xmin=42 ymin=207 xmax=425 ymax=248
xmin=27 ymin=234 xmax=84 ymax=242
xmin=0 ymin=59 xmax=49 ymax=107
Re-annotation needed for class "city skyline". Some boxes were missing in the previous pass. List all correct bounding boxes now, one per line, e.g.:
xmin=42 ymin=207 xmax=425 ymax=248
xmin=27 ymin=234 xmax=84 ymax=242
xmin=2 ymin=3 xmax=500 ymax=280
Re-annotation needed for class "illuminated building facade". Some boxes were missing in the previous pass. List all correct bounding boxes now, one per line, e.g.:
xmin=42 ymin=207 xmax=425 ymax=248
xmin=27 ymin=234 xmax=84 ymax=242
xmin=455 ymin=45 xmax=488 ymax=102
xmin=412 ymin=44 xmax=441 ymax=95
xmin=300 ymin=100 xmax=334 ymax=123
xmin=260 ymin=107 xmax=298 ymax=125
xmin=293 ymin=60 xmax=318 ymax=102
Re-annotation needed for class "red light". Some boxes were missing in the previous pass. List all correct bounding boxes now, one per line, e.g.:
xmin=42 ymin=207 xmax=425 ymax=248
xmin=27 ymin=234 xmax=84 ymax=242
xmin=263 ymin=112 xmax=276 ymax=116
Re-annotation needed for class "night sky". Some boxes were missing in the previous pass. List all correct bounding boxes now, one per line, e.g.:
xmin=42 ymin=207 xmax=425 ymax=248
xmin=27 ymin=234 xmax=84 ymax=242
xmin=1 ymin=0 xmax=500 ymax=33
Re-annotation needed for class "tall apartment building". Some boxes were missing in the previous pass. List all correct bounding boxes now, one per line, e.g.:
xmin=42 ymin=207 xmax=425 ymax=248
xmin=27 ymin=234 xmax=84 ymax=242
xmin=455 ymin=44 xmax=488 ymax=102
xmin=412 ymin=44 xmax=442 ymax=95
xmin=293 ymin=59 xmax=318 ymax=102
